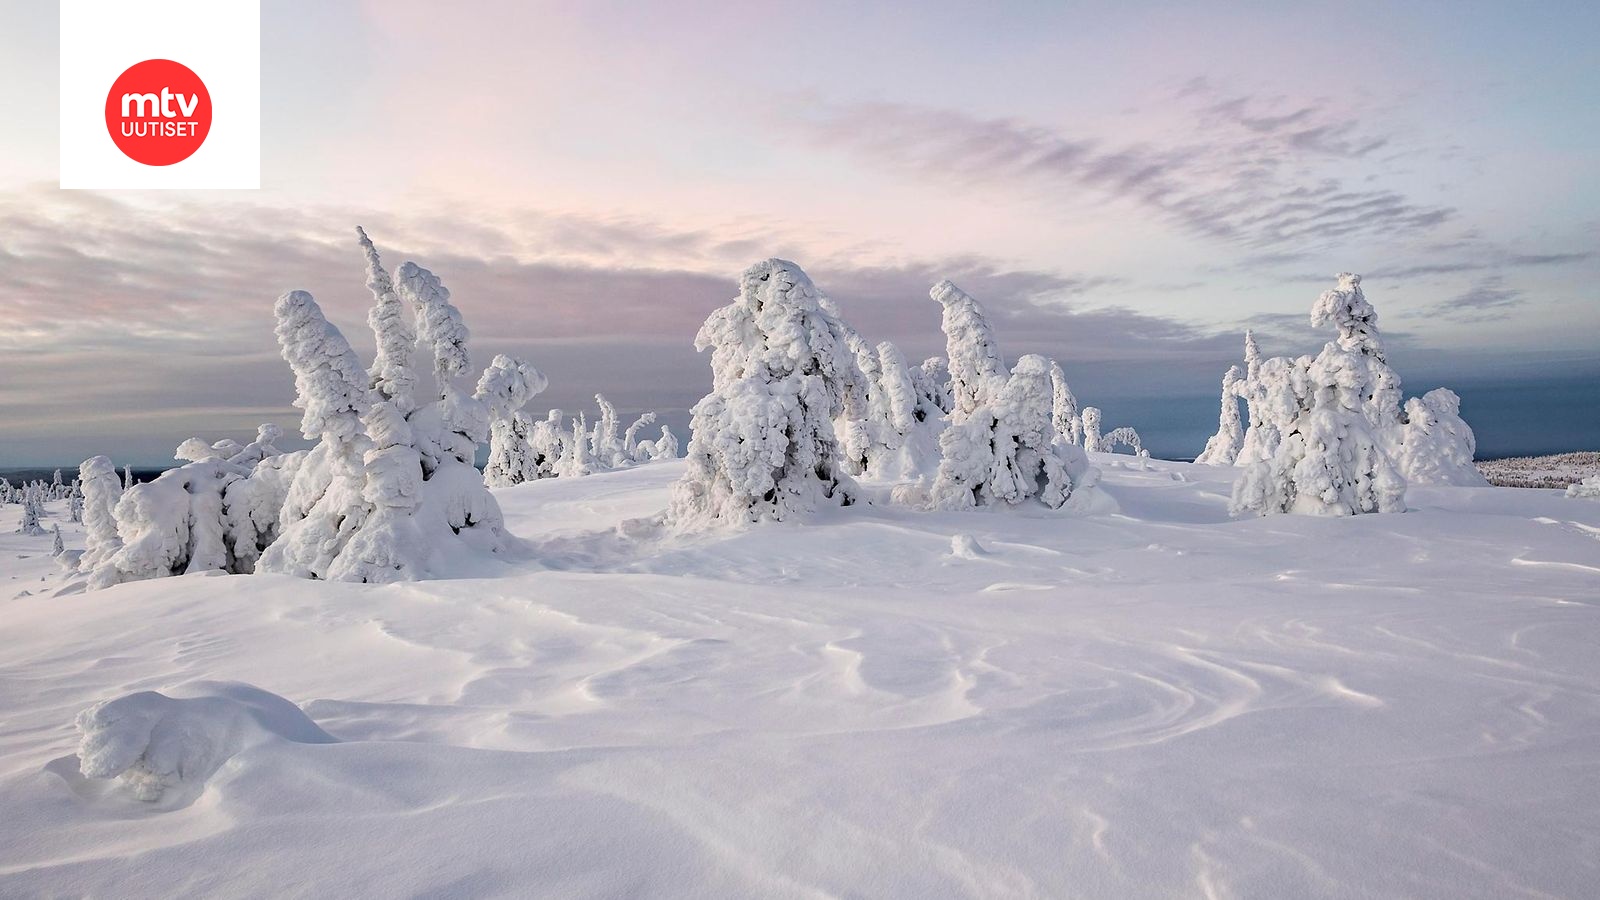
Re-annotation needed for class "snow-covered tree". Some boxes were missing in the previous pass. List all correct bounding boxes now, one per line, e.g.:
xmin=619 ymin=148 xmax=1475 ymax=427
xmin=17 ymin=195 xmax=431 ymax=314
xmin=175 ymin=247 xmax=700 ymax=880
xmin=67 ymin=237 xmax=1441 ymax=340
xmin=123 ymin=466 xmax=134 ymax=491
xmin=16 ymin=485 xmax=46 ymax=536
xmin=910 ymin=357 xmax=953 ymax=421
xmin=68 ymin=487 xmax=84 ymax=524
xmin=1232 ymin=275 xmax=1407 ymax=517
xmin=78 ymin=457 xmax=123 ymax=576
xmin=668 ymin=259 xmax=861 ymax=528
xmin=591 ymin=394 xmax=624 ymax=468
xmin=641 ymin=424 xmax=680 ymax=462
xmin=175 ymin=437 xmax=220 ymax=462
xmin=1393 ymin=388 xmax=1488 ymax=486
xmin=358 ymin=226 xmax=418 ymax=413
xmin=1567 ymin=476 xmax=1600 ymax=499
xmin=1196 ymin=366 xmax=1245 ymax=465
xmin=1104 ymin=427 xmax=1143 ymax=455
xmin=228 ymin=424 xmax=284 ymax=467
xmin=1081 ymin=407 xmax=1105 ymax=453
xmin=624 ymin=412 xmax=658 ymax=463
xmin=557 ymin=413 xmax=594 ymax=478
xmin=51 ymin=523 xmax=64 ymax=556
xmin=866 ymin=340 xmax=937 ymax=479
xmin=51 ymin=469 xmax=64 ymax=499
xmin=255 ymin=290 xmax=373 ymax=579
xmin=933 ymin=280 xmax=1006 ymax=417
xmin=528 ymin=410 xmax=567 ymax=478
xmin=929 ymin=354 xmax=1098 ymax=510
xmin=1048 ymin=359 xmax=1081 ymax=447
xmin=477 ymin=354 xmax=549 ymax=488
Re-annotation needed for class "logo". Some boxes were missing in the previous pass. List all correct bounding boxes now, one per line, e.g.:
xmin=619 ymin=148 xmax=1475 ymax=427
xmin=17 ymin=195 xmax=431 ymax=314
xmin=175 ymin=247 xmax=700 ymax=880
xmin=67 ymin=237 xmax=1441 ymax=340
xmin=60 ymin=0 xmax=259 ymax=190
xmin=104 ymin=59 xmax=212 ymax=166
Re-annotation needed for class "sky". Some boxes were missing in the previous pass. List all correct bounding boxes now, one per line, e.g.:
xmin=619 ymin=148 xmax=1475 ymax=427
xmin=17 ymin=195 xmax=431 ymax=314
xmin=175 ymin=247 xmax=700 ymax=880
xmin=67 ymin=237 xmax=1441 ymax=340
xmin=1 ymin=1 xmax=1597 ymax=465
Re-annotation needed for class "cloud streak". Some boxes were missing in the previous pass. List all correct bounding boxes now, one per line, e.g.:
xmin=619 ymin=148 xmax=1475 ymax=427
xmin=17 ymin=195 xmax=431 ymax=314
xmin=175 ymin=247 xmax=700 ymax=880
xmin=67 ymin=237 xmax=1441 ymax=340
xmin=801 ymin=93 xmax=1453 ymax=251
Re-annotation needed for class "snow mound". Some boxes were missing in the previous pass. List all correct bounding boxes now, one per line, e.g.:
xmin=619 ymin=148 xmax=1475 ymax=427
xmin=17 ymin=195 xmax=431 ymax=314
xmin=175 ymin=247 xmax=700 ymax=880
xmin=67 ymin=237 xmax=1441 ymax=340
xmin=75 ymin=681 xmax=336 ymax=804
xmin=1567 ymin=475 xmax=1600 ymax=499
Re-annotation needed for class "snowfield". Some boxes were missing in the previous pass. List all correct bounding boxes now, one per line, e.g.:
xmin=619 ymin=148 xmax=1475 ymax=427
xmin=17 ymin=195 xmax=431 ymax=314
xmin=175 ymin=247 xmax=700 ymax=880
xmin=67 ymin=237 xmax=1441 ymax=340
xmin=2 ymin=457 xmax=1599 ymax=898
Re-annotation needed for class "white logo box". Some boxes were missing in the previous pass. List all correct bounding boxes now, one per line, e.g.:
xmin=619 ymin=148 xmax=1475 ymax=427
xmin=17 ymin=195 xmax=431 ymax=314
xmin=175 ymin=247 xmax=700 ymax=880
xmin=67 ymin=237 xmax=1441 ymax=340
xmin=60 ymin=0 xmax=260 ymax=189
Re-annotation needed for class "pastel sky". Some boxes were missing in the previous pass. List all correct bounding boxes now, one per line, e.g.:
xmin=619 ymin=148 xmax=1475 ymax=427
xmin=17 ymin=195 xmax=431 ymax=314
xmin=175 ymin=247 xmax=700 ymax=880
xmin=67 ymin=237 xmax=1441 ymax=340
xmin=2 ymin=1 xmax=1597 ymax=465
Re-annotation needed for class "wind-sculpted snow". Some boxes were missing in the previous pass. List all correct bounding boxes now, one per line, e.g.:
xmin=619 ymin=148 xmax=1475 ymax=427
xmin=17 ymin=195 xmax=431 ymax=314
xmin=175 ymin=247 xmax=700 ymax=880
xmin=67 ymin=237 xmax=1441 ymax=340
xmin=5 ymin=462 xmax=1597 ymax=896
xmin=74 ymin=681 xmax=337 ymax=805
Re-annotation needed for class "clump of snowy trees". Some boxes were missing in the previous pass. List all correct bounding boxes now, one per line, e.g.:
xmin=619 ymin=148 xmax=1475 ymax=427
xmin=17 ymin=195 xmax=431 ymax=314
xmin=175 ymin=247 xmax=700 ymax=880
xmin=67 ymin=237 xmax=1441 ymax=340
xmin=1213 ymin=273 xmax=1485 ymax=518
xmin=76 ymin=229 xmax=551 ymax=587
xmin=483 ymin=391 xmax=678 ymax=489
xmin=666 ymin=259 xmax=1111 ymax=530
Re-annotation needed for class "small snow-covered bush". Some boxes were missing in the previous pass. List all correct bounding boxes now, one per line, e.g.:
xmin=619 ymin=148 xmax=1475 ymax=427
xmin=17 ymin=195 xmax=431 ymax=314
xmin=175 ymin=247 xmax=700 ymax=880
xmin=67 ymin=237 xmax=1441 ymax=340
xmin=1566 ymin=476 xmax=1600 ymax=499
xmin=668 ymin=258 xmax=862 ymax=528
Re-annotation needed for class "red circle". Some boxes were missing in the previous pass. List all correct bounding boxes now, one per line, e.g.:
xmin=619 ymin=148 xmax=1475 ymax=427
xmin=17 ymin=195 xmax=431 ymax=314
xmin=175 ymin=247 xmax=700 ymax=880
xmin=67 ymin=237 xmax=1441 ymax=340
xmin=104 ymin=59 xmax=212 ymax=166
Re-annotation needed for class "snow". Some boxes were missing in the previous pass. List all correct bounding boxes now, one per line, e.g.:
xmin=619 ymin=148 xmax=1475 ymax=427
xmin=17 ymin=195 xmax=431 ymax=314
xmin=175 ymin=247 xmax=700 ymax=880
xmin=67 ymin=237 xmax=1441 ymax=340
xmin=4 ymin=461 xmax=1597 ymax=897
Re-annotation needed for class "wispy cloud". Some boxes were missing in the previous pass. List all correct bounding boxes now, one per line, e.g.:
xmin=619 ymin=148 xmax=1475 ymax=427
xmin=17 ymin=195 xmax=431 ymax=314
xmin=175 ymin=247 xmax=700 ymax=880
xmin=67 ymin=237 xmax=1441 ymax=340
xmin=800 ymin=94 xmax=1452 ymax=251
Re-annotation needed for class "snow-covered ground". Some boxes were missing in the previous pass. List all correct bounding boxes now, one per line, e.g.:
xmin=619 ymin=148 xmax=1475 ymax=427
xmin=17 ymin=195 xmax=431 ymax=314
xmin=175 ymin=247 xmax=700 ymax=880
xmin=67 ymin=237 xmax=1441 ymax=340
xmin=2 ymin=457 xmax=1598 ymax=898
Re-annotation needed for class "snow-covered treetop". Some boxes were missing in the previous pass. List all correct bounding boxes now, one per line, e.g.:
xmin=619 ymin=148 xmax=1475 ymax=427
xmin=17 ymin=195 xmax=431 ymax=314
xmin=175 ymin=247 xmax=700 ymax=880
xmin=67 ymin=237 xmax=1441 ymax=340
xmin=1310 ymin=273 xmax=1383 ymax=358
xmin=274 ymin=290 xmax=371 ymax=445
xmin=80 ymin=455 xmax=116 ymax=481
xmin=175 ymin=437 xmax=219 ymax=462
xmin=395 ymin=262 xmax=471 ymax=384
xmin=1243 ymin=330 xmax=1262 ymax=383
xmin=357 ymin=227 xmax=418 ymax=411
xmin=473 ymin=354 xmax=547 ymax=420
xmin=932 ymin=280 xmax=1006 ymax=417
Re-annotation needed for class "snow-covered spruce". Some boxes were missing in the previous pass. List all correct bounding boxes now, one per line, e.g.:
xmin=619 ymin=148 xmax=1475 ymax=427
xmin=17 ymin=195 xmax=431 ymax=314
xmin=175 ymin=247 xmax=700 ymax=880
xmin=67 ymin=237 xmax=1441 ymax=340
xmin=1195 ymin=366 xmax=1245 ymax=465
xmin=668 ymin=259 xmax=862 ymax=528
xmin=910 ymin=356 xmax=954 ymax=421
xmin=929 ymin=354 xmax=1099 ymax=511
xmin=590 ymin=394 xmax=624 ymax=469
xmin=478 ymin=354 xmax=549 ymax=488
xmin=1049 ymin=359 xmax=1082 ymax=448
xmin=527 ymin=410 xmax=568 ymax=478
xmin=624 ymin=412 xmax=659 ymax=463
xmin=1081 ymin=407 xmax=1105 ymax=453
xmin=358 ymin=225 xmax=419 ymax=413
xmin=16 ymin=484 xmax=46 ymax=536
xmin=1394 ymin=389 xmax=1488 ymax=487
xmin=78 ymin=456 xmax=123 ymax=576
xmin=933 ymin=280 xmax=1007 ymax=418
xmin=1232 ymin=275 xmax=1407 ymax=517
xmin=254 ymin=290 xmax=373 ymax=580
xmin=637 ymin=425 xmax=680 ymax=462
xmin=1104 ymin=427 xmax=1143 ymax=455
xmin=869 ymin=340 xmax=939 ymax=480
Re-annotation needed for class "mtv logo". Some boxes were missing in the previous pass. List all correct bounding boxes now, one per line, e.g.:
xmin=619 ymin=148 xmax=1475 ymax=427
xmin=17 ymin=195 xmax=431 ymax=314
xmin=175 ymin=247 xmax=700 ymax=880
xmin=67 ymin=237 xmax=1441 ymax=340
xmin=60 ymin=0 xmax=259 ymax=189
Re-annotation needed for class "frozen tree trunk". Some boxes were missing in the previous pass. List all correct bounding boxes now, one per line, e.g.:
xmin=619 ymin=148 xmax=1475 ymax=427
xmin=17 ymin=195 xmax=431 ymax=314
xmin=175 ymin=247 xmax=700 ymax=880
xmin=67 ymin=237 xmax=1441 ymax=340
xmin=1196 ymin=366 xmax=1245 ymax=465
xmin=668 ymin=259 xmax=861 ymax=528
